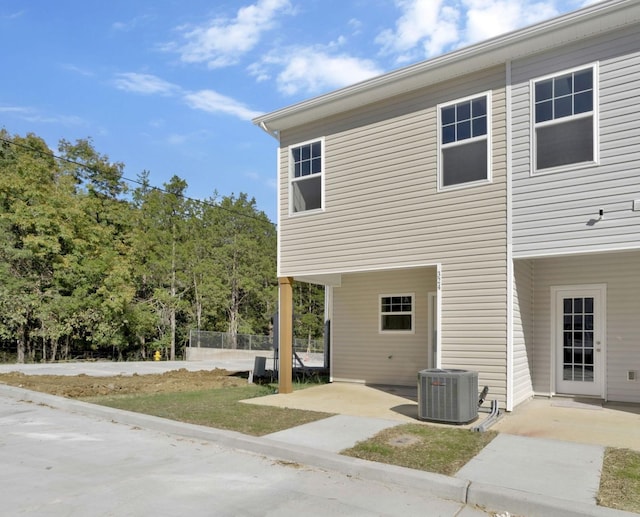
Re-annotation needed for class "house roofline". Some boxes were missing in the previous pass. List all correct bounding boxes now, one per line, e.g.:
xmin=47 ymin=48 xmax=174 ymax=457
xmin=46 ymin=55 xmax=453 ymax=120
xmin=253 ymin=0 xmax=638 ymax=136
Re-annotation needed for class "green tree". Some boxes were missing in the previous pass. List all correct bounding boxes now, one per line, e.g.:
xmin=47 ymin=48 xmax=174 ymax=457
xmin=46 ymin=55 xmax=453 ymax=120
xmin=294 ymin=282 xmax=325 ymax=349
xmin=54 ymin=138 xmax=134 ymax=359
xmin=132 ymin=175 xmax=190 ymax=360
xmin=0 ymin=131 xmax=75 ymax=361
xmin=201 ymin=194 xmax=277 ymax=345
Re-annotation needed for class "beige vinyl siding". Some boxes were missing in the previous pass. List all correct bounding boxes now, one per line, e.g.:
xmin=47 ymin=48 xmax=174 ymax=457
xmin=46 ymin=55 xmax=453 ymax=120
xmin=529 ymin=250 xmax=640 ymax=403
xmin=277 ymin=66 xmax=506 ymax=275
xmin=511 ymin=24 xmax=640 ymax=257
xmin=332 ymin=268 xmax=434 ymax=386
xmin=279 ymin=67 xmax=509 ymax=402
xmin=512 ymin=260 xmax=534 ymax=406
xmin=441 ymin=258 xmax=508 ymax=406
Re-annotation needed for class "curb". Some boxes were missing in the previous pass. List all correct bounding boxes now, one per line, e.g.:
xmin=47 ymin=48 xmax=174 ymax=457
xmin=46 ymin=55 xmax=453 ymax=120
xmin=1 ymin=384 xmax=636 ymax=517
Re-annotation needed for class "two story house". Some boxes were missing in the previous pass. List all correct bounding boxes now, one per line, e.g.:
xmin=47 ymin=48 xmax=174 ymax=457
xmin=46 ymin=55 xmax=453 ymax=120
xmin=253 ymin=0 xmax=640 ymax=411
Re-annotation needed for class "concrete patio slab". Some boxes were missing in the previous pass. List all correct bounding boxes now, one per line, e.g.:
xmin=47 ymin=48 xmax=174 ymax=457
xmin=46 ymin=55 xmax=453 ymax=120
xmin=493 ymin=396 xmax=640 ymax=451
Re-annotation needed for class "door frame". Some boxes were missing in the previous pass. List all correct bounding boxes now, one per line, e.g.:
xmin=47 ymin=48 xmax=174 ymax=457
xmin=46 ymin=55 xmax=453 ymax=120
xmin=550 ymin=284 xmax=607 ymax=399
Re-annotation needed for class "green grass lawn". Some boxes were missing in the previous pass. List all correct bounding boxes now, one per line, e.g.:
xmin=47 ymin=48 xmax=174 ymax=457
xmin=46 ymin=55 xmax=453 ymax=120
xmin=343 ymin=423 xmax=497 ymax=476
xmin=83 ymin=384 xmax=331 ymax=436
xmin=598 ymin=447 xmax=640 ymax=514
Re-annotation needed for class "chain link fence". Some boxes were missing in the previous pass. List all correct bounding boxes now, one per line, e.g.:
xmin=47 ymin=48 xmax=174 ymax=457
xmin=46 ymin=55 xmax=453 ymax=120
xmin=188 ymin=330 xmax=323 ymax=354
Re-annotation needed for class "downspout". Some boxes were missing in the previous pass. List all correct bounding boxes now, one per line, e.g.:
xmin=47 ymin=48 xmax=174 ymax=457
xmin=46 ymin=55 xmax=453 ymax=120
xmin=436 ymin=264 xmax=442 ymax=368
xmin=505 ymin=60 xmax=514 ymax=412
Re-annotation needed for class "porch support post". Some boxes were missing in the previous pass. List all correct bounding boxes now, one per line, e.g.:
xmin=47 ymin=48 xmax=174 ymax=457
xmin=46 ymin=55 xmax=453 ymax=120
xmin=278 ymin=276 xmax=294 ymax=394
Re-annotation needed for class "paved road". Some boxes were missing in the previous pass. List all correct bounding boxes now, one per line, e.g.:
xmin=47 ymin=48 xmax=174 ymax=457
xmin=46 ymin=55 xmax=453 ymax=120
xmin=0 ymin=395 xmax=489 ymax=517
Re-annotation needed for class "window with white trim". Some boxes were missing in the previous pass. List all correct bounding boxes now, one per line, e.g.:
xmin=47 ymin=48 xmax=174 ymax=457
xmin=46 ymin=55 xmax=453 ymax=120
xmin=439 ymin=93 xmax=491 ymax=189
xmin=532 ymin=65 xmax=597 ymax=172
xmin=289 ymin=139 xmax=323 ymax=213
xmin=380 ymin=294 xmax=414 ymax=332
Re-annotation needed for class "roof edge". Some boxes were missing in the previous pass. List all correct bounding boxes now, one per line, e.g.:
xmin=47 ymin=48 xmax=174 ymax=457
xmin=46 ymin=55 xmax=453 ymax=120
xmin=253 ymin=0 xmax=637 ymax=133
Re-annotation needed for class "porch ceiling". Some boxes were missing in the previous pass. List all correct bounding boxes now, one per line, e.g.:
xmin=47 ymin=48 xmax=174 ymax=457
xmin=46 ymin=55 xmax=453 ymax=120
xmin=293 ymin=273 xmax=342 ymax=287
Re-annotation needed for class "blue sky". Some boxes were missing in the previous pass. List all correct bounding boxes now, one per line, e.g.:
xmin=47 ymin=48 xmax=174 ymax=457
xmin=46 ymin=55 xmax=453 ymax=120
xmin=1 ymin=0 xmax=595 ymax=222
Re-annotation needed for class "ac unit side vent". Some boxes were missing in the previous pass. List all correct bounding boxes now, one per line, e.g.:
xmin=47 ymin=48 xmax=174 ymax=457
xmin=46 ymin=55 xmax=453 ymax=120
xmin=417 ymin=369 xmax=478 ymax=424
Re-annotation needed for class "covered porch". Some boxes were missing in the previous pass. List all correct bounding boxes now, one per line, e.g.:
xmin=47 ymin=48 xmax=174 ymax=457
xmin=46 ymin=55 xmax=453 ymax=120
xmin=513 ymin=249 xmax=640 ymax=406
xmin=277 ymin=266 xmax=438 ymax=393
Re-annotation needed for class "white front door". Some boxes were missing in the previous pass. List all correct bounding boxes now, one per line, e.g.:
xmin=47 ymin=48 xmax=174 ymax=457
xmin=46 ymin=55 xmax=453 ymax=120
xmin=553 ymin=286 xmax=606 ymax=397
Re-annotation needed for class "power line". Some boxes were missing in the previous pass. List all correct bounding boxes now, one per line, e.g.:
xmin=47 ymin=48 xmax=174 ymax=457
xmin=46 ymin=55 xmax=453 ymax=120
xmin=0 ymin=136 xmax=276 ymax=227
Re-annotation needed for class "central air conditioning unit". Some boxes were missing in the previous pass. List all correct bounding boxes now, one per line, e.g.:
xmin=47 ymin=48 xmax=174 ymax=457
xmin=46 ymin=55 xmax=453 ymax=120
xmin=417 ymin=369 xmax=478 ymax=424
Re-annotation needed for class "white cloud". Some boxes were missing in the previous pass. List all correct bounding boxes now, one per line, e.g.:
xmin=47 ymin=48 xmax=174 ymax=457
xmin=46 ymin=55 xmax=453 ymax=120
xmin=113 ymin=72 xmax=257 ymax=121
xmin=167 ymin=133 xmax=188 ymax=145
xmin=0 ymin=105 xmax=31 ymax=114
xmin=61 ymin=63 xmax=94 ymax=77
xmin=251 ymin=47 xmax=383 ymax=96
xmin=114 ymin=73 xmax=180 ymax=95
xmin=1 ymin=10 xmax=24 ymax=20
xmin=0 ymin=105 xmax=83 ymax=125
xmin=112 ymin=15 xmax=152 ymax=32
xmin=184 ymin=90 xmax=261 ymax=120
xmin=462 ymin=0 xmax=559 ymax=44
xmin=376 ymin=0 xmax=461 ymax=61
xmin=376 ymin=0 xmax=587 ymax=62
xmin=171 ymin=0 xmax=292 ymax=68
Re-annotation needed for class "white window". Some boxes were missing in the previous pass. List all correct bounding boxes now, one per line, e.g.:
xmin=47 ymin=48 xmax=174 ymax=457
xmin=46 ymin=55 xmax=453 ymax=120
xmin=532 ymin=64 xmax=598 ymax=173
xmin=289 ymin=138 xmax=323 ymax=214
xmin=379 ymin=294 xmax=414 ymax=333
xmin=438 ymin=93 xmax=491 ymax=190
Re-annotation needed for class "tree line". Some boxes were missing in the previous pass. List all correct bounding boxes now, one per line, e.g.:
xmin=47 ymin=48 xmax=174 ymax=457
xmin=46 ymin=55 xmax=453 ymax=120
xmin=0 ymin=130 xmax=324 ymax=363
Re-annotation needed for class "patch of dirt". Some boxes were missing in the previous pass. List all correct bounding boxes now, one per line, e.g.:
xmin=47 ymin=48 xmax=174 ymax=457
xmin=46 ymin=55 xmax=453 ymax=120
xmin=0 ymin=368 xmax=247 ymax=398
xmin=387 ymin=433 xmax=422 ymax=447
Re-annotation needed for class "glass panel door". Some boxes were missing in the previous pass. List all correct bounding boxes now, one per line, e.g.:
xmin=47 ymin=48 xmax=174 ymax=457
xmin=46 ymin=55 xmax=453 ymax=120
xmin=555 ymin=287 xmax=604 ymax=397
xmin=561 ymin=296 xmax=594 ymax=383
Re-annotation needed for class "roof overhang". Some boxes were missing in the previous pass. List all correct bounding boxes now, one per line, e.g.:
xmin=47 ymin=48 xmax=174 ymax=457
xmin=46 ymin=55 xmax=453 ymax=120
xmin=253 ymin=0 xmax=639 ymax=136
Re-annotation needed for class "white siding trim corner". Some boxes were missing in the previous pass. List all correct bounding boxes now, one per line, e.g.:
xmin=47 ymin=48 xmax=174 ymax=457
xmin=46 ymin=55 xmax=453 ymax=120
xmin=506 ymin=60 xmax=515 ymax=412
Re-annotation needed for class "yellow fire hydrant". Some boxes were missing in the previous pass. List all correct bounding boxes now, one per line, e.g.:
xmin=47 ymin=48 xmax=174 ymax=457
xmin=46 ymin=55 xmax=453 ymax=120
xmin=154 ymin=350 xmax=161 ymax=361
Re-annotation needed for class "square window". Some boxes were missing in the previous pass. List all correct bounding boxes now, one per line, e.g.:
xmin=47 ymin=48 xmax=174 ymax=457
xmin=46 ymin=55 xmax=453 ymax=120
xmin=457 ymin=120 xmax=471 ymax=140
xmin=290 ymin=139 xmax=323 ymax=213
xmin=574 ymin=91 xmax=592 ymax=114
xmin=554 ymin=75 xmax=573 ymax=97
xmin=442 ymin=106 xmax=456 ymax=125
xmin=532 ymin=65 xmax=596 ymax=172
xmin=380 ymin=294 xmax=414 ymax=332
xmin=574 ymin=69 xmax=592 ymax=92
xmin=535 ymin=100 xmax=553 ymax=123
xmin=472 ymin=117 xmax=486 ymax=137
xmin=457 ymin=102 xmax=471 ymax=121
xmin=535 ymin=80 xmax=553 ymax=101
xmin=442 ymin=125 xmax=456 ymax=144
xmin=554 ymin=96 xmax=573 ymax=118
xmin=439 ymin=93 xmax=490 ymax=189
xmin=472 ymin=97 xmax=486 ymax=116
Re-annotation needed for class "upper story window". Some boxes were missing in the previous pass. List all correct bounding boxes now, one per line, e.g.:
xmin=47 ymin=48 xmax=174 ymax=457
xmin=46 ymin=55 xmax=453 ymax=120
xmin=289 ymin=138 xmax=323 ymax=214
xmin=438 ymin=93 xmax=491 ymax=190
xmin=380 ymin=294 xmax=414 ymax=333
xmin=532 ymin=64 xmax=598 ymax=172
